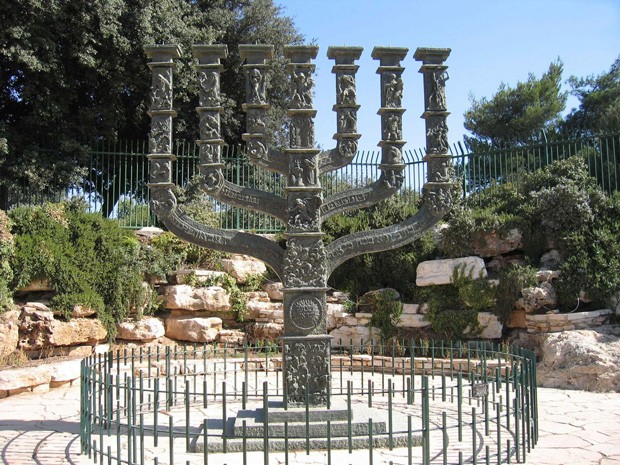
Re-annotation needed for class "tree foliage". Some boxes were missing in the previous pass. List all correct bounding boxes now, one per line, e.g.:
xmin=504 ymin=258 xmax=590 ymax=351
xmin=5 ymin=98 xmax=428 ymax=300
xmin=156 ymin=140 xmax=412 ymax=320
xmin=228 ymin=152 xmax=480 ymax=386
xmin=0 ymin=0 xmax=302 ymax=206
xmin=563 ymin=57 xmax=620 ymax=134
xmin=463 ymin=60 xmax=567 ymax=151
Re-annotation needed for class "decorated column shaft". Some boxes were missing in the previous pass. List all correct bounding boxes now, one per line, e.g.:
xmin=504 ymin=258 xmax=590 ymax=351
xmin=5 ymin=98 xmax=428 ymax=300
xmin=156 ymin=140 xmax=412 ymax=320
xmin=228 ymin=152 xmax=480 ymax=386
xmin=193 ymin=45 xmax=228 ymax=195
xmin=414 ymin=48 xmax=454 ymax=214
xmin=373 ymin=47 xmax=408 ymax=190
xmin=280 ymin=45 xmax=331 ymax=406
xmin=145 ymin=45 xmax=182 ymax=216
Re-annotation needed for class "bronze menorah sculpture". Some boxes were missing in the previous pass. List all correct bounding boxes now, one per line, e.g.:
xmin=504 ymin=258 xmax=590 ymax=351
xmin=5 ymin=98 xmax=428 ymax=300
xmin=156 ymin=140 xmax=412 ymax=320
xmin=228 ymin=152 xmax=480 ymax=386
xmin=145 ymin=44 xmax=453 ymax=405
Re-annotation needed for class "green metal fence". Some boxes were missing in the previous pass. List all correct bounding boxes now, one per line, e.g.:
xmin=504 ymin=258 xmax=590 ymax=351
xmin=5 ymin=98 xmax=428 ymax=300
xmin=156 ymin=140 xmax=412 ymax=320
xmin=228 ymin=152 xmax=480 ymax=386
xmin=5 ymin=132 xmax=619 ymax=232
xmin=80 ymin=340 xmax=538 ymax=464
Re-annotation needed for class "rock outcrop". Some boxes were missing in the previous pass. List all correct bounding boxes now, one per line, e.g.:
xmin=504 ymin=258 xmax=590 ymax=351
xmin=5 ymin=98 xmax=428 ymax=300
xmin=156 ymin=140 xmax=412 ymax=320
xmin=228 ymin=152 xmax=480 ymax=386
xmin=116 ymin=317 xmax=165 ymax=342
xmin=536 ymin=326 xmax=620 ymax=392
xmin=416 ymin=257 xmax=487 ymax=286
xmin=0 ymin=310 xmax=19 ymax=358
xmin=163 ymin=285 xmax=230 ymax=311
xmin=164 ymin=315 xmax=223 ymax=343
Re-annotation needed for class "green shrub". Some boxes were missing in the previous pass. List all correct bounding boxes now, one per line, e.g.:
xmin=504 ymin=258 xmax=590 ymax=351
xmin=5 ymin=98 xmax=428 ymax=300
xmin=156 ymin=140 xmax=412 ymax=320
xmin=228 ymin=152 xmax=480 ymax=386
xmin=423 ymin=266 xmax=495 ymax=339
xmin=495 ymin=265 xmax=538 ymax=322
xmin=361 ymin=289 xmax=403 ymax=340
xmin=0 ymin=210 xmax=14 ymax=311
xmin=9 ymin=201 xmax=150 ymax=338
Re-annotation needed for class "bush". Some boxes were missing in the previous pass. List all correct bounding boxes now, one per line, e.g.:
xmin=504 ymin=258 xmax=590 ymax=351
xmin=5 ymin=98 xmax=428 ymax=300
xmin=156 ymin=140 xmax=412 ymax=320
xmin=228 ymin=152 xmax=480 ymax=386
xmin=9 ymin=201 xmax=150 ymax=338
xmin=0 ymin=210 xmax=14 ymax=312
xmin=495 ymin=265 xmax=538 ymax=322
xmin=422 ymin=266 xmax=495 ymax=339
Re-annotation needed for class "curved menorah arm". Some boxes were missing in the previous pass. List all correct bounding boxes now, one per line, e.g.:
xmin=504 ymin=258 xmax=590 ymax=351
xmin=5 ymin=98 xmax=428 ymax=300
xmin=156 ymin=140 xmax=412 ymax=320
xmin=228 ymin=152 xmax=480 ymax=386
xmin=206 ymin=179 xmax=287 ymax=222
xmin=320 ymin=176 xmax=399 ymax=221
xmin=150 ymin=187 xmax=284 ymax=279
xmin=325 ymin=201 xmax=447 ymax=279
xmin=322 ymin=47 xmax=408 ymax=220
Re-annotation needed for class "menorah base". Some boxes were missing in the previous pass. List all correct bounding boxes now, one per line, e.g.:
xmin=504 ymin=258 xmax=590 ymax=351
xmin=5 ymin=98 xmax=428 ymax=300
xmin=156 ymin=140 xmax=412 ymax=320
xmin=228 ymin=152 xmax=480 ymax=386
xmin=282 ymin=335 xmax=332 ymax=406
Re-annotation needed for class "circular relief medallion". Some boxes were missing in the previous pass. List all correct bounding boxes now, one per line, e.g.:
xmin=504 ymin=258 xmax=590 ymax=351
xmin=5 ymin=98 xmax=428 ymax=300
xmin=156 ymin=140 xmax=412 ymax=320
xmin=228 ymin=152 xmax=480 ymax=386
xmin=289 ymin=296 xmax=322 ymax=331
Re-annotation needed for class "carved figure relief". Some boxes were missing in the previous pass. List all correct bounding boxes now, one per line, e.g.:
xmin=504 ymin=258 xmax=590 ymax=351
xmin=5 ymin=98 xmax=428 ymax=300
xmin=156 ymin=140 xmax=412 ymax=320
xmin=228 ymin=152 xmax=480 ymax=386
xmin=429 ymin=70 xmax=448 ymax=110
xmin=247 ymin=110 xmax=266 ymax=133
xmin=290 ymin=160 xmax=305 ymax=187
xmin=283 ymin=238 xmax=327 ymax=287
xmin=200 ymin=144 xmax=218 ymax=163
xmin=203 ymin=168 xmax=223 ymax=192
xmin=290 ymin=117 xmax=314 ymax=148
xmin=200 ymin=113 xmax=219 ymax=139
xmin=150 ymin=187 xmax=176 ymax=217
xmin=424 ymin=185 xmax=453 ymax=216
xmin=288 ymin=194 xmax=320 ymax=231
xmin=338 ymin=74 xmax=356 ymax=104
xmin=291 ymin=70 xmax=313 ymax=109
xmin=385 ymin=145 xmax=402 ymax=164
xmin=284 ymin=341 xmax=329 ymax=404
xmin=338 ymin=109 xmax=357 ymax=133
xmin=427 ymin=120 xmax=449 ymax=154
xmin=431 ymin=160 xmax=453 ymax=183
xmin=150 ymin=159 xmax=170 ymax=183
xmin=338 ymin=139 xmax=358 ymax=159
xmin=150 ymin=71 xmax=172 ymax=110
xmin=149 ymin=118 xmax=171 ymax=153
xmin=199 ymin=71 xmax=220 ymax=105
xmin=247 ymin=139 xmax=267 ymax=159
xmin=248 ymin=68 xmax=266 ymax=104
xmin=384 ymin=114 xmax=402 ymax=141
xmin=384 ymin=73 xmax=403 ymax=108
xmin=383 ymin=169 xmax=404 ymax=189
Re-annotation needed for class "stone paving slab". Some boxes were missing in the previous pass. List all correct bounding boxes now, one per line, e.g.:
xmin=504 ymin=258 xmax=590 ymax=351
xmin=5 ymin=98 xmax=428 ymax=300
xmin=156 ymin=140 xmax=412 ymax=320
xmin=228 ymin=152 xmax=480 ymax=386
xmin=0 ymin=383 xmax=619 ymax=464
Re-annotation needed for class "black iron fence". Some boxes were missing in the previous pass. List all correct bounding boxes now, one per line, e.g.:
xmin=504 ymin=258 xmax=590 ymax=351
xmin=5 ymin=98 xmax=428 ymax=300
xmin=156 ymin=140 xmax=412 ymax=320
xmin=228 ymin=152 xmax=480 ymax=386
xmin=5 ymin=133 xmax=619 ymax=232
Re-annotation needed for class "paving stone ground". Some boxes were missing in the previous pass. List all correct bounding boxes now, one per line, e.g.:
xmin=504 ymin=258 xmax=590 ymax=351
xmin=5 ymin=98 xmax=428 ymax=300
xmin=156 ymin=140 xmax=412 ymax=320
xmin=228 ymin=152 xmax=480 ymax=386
xmin=0 ymin=383 xmax=618 ymax=464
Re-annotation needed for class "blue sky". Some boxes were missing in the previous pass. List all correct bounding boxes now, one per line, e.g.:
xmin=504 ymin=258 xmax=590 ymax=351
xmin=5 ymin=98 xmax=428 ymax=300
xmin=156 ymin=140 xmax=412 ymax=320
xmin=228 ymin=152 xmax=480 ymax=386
xmin=275 ymin=0 xmax=620 ymax=151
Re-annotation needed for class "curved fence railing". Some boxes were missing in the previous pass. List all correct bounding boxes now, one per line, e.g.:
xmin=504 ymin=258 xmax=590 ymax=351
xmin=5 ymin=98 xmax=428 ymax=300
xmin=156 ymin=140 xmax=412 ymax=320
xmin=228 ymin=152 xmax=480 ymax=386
xmin=80 ymin=340 xmax=538 ymax=464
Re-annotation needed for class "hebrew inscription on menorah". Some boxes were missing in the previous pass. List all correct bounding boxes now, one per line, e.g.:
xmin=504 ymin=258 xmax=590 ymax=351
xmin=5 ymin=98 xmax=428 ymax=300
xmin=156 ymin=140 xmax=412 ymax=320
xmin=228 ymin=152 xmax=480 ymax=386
xmin=145 ymin=44 xmax=453 ymax=405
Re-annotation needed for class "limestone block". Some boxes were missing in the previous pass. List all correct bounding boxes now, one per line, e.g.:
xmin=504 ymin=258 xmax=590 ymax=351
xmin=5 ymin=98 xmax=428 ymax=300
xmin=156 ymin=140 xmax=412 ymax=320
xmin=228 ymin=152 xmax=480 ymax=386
xmin=0 ymin=365 xmax=52 ymax=392
xmin=472 ymin=228 xmax=523 ymax=257
xmin=175 ymin=269 xmax=226 ymax=284
xmin=245 ymin=300 xmax=283 ymax=321
xmin=540 ymin=249 xmax=562 ymax=270
xmin=397 ymin=313 xmax=431 ymax=328
xmin=416 ymin=257 xmax=487 ymax=286
xmin=245 ymin=291 xmax=270 ymax=302
xmin=116 ymin=317 xmax=165 ymax=341
xmin=49 ymin=360 xmax=81 ymax=387
xmin=263 ymin=281 xmax=284 ymax=301
xmin=221 ymin=254 xmax=267 ymax=284
xmin=536 ymin=269 xmax=561 ymax=283
xmin=329 ymin=325 xmax=379 ymax=349
xmin=536 ymin=326 xmax=620 ymax=392
xmin=18 ymin=309 xmax=107 ymax=351
xmin=476 ymin=312 xmax=503 ymax=339
xmin=245 ymin=322 xmax=284 ymax=343
xmin=164 ymin=315 xmax=222 ymax=343
xmin=402 ymin=304 xmax=420 ymax=315
xmin=217 ymin=329 xmax=246 ymax=345
xmin=163 ymin=285 xmax=230 ymax=311
xmin=0 ymin=310 xmax=19 ymax=359
xmin=25 ymin=345 xmax=93 ymax=359
xmin=515 ymin=282 xmax=557 ymax=313
xmin=134 ymin=226 xmax=165 ymax=241
xmin=68 ymin=304 xmax=97 ymax=318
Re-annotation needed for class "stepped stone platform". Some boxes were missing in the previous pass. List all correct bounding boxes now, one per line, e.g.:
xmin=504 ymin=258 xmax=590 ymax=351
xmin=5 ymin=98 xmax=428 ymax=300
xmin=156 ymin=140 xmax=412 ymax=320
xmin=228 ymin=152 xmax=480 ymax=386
xmin=193 ymin=397 xmax=421 ymax=453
